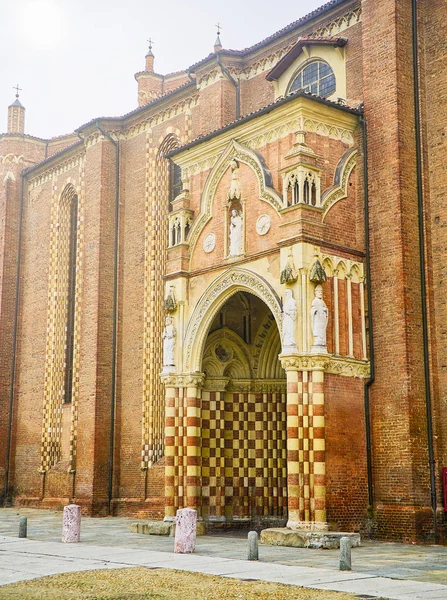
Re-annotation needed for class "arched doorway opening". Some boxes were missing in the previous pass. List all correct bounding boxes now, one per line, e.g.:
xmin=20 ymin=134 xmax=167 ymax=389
xmin=200 ymin=291 xmax=287 ymax=525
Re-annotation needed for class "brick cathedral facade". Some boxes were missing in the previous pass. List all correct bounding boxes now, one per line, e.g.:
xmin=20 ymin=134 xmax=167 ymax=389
xmin=1 ymin=0 xmax=446 ymax=543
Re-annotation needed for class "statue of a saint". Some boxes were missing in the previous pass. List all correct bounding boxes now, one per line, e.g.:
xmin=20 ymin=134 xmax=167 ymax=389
xmin=229 ymin=209 xmax=243 ymax=257
xmin=311 ymin=284 xmax=328 ymax=348
xmin=282 ymin=289 xmax=297 ymax=349
xmin=227 ymin=159 xmax=241 ymax=200
xmin=162 ymin=315 xmax=177 ymax=366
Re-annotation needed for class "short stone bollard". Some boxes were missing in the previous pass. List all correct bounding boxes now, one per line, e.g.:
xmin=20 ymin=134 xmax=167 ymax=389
xmin=174 ymin=508 xmax=197 ymax=553
xmin=62 ymin=504 xmax=81 ymax=543
xmin=18 ymin=516 xmax=27 ymax=538
xmin=248 ymin=531 xmax=259 ymax=561
xmin=339 ymin=536 xmax=352 ymax=571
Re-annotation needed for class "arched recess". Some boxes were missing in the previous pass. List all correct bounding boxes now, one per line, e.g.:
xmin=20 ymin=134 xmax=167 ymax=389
xmin=321 ymin=148 xmax=357 ymax=219
xmin=187 ymin=139 xmax=283 ymax=253
xmin=41 ymin=182 xmax=81 ymax=473
xmin=184 ymin=268 xmax=283 ymax=373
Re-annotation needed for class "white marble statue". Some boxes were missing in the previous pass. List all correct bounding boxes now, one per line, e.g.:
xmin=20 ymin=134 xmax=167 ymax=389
xmin=227 ymin=159 xmax=241 ymax=200
xmin=311 ymin=284 xmax=328 ymax=348
xmin=282 ymin=288 xmax=297 ymax=349
xmin=229 ymin=209 xmax=243 ymax=257
xmin=162 ymin=315 xmax=177 ymax=366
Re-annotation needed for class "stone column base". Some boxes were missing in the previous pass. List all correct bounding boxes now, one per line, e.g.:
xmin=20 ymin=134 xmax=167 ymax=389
xmin=287 ymin=519 xmax=329 ymax=531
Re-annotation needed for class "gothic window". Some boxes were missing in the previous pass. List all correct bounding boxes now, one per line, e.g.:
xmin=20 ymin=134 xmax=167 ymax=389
xmin=64 ymin=195 xmax=78 ymax=404
xmin=169 ymin=161 xmax=182 ymax=207
xmin=289 ymin=60 xmax=336 ymax=98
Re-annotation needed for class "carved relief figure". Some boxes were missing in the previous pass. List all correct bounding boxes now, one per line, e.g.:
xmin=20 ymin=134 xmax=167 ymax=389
xmin=162 ymin=315 xmax=177 ymax=366
xmin=282 ymin=288 xmax=297 ymax=349
xmin=227 ymin=159 xmax=241 ymax=200
xmin=311 ymin=284 xmax=328 ymax=347
xmin=229 ymin=209 xmax=243 ymax=257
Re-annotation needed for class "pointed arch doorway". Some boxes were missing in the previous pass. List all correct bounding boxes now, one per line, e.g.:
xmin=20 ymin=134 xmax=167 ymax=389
xmin=200 ymin=290 xmax=287 ymax=525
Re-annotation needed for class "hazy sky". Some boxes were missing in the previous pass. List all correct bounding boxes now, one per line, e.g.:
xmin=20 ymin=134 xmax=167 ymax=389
xmin=2 ymin=0 xmax=326 ymax=139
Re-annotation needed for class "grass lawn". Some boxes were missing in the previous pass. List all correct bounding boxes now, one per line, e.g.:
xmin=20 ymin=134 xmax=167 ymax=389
xmin=0 ymin=567 xmax=370 ymax=599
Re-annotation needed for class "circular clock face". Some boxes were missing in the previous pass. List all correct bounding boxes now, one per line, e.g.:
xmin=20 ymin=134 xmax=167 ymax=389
xmin=203 ymin=233 xmax=216 ymax=253
xmin=256 ymin=214 xmax=271 ymax=236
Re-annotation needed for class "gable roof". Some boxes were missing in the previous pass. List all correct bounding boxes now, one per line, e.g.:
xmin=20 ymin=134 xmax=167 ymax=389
xmin=266 ymin=37 xmax=348 ymax=81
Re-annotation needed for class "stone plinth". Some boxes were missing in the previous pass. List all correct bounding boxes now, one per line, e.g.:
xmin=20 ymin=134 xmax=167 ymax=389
xmin=131 ymin=520 xmax=206 ymax=536
xmin=174 ymin=508 xmax=197 ymax=553
xmin=62 ymin=504 xmax=81 ymax=543
xmin=260 ymin=528 xmax=360 ymax=549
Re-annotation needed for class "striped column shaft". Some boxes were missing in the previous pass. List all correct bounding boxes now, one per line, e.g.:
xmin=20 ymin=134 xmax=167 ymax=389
xmin=311 ymin=368 xmax=327 ymax=526
xmin=360 ymin=278 xmax=368 ymax=360
xmin=285 ymin=366 xmax=301 ymax=526
xmin=186 ymin=382 xmax=202 ymax=511
xmin=347 ymin=275 xmax=354 ymax=357
xmin=302 ymin=371 xmax=310 ymax=522
xmin=164 ymin=385 xmax=177 ymax=518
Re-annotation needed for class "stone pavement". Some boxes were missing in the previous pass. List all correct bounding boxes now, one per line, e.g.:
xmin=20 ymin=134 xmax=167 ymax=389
xmin=1 ymin=508 xmax=447 ymax=599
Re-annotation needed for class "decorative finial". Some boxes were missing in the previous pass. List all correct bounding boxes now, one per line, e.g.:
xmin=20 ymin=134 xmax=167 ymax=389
xmin=13 ymin=84 xmax=22 ymax=99
xmin=146 ymin=37 xmax=154 ymax=58
xmin=214 ymin=22 xmax=223 ymax=52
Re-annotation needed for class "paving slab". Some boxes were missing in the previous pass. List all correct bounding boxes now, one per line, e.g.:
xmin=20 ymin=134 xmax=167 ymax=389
xmin=1 ymin=508 xmax=447 ymax=599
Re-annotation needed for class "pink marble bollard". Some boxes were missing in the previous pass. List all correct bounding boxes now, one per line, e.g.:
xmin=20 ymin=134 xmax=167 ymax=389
xmin=174 ymin=508 xmax=197 ymax=553
xmin=62 ymin=504 xmax=81 ymax=543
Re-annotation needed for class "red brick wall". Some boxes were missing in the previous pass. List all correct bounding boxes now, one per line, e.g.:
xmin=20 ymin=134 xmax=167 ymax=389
xmin=325 ymin=373 xmax=368 ymax=531
xmin=362 ymin=0 xmax=433 ymax=541
xmin=420 ymin=0 xmax=447 ymax=541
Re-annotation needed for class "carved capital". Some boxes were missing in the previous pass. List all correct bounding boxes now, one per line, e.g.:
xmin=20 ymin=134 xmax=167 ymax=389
xmin=279 ymin=353 xmax=370 ymax=378
xmin=161 ymin=372 xmax=205 ymax=388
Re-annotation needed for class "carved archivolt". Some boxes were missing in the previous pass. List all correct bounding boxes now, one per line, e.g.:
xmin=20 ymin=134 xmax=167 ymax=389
xmin=279 ymin=354 xmax=370 ymax=378
xmin=321 ymin=148 xmax=357 ymax=219
xmin=184 ymin=268 xmax=282 ymax=372
xmin=187 ymin=139 xmax=283 ymax=254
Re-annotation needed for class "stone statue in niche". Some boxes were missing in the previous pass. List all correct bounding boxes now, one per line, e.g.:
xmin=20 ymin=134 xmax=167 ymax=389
xmin=162 ymin=315 xmax=177 ymax=367
xmin=229 ymin=209 xmax=243 ymax=257
xmin=227 ymin=159 xmax=241 ymax=201
xmin=282 ymin=288 xmax=297 ymax=350
xmin=311 ymin=284 xmax=328 ymax=351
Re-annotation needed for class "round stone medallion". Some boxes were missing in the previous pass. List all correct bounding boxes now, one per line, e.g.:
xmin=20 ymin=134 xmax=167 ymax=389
xmin=203 ymin=232 xmax=216 ymax=253
xmin=256 ymin=214 xmax=271 ymax=236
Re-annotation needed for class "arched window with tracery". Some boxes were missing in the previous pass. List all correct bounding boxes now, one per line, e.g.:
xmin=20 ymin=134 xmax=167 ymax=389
xmin=288 ymin=60 xmax=336 ymax=98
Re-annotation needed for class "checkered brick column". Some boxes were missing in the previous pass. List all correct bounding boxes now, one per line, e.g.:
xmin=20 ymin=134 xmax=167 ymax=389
xmin=280 ymin=355 xmax=328 ymax=531
xmin=281 ymin=359 xmax=301 ymax=527
xmin=163 ymin=380 xmax=178 ymax=518
xmin=310 ymin=367 xmax=327 ymax=525
xmin=185 ymin=374 xmax=204 ymax=511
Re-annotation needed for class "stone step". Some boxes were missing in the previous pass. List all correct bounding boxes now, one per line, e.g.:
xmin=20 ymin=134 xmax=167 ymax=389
xmin=260 ymin=528 xmax=361 ymax=549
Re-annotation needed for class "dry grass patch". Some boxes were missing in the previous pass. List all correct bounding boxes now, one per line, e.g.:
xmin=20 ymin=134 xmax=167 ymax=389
xmin=0 ymin=567 xmax=366 ymax=599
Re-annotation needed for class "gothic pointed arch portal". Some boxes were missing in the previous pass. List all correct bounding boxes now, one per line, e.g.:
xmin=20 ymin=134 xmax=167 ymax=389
xmin=164 ymin=268 xmax=288 ymax=524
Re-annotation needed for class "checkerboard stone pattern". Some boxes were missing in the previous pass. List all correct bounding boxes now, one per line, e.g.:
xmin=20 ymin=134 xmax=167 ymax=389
xmin=40 ymin=181 xmax=83 ymax=473
xmin=166 ymin=384 xmax=288 ymax=519
xmin=141 ymin=134 xmax=180 ymax=470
